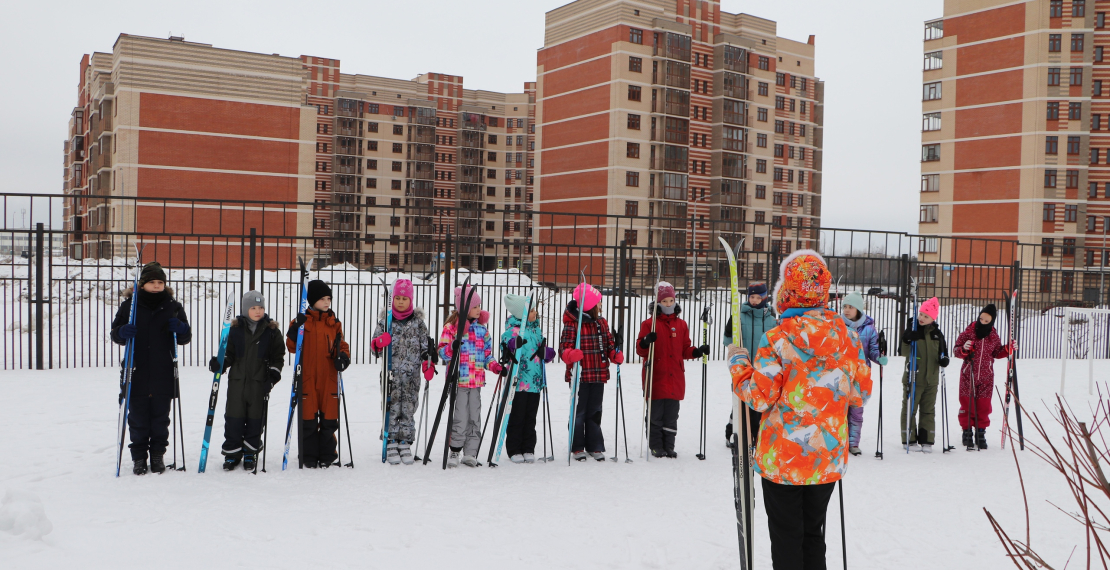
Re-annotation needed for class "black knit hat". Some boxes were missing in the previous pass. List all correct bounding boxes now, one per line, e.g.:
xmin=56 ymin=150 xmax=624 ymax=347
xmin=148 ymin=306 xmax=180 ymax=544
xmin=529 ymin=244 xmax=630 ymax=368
xmin=747 ymin=282 xmax=768 ymax=296
xmin=981 ymin=303 xmax=998 ymax=321
xmin=307 ymin=280 xmax=332 ymax=307
xmin=138 ymin=262 xmax=167 ymax=286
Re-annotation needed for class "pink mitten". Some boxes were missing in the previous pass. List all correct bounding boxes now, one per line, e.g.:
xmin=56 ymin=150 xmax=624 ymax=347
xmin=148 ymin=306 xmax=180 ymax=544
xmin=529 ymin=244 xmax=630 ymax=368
xmin=372 ymin=333 xmax=392 ymax=351
xmin=488 ymin=361 xmax=503 ymax=375
xmin=563 ymin=348 xmax=584 ymax=364
xmin=422 ymin=360 xmax=435 ymax=380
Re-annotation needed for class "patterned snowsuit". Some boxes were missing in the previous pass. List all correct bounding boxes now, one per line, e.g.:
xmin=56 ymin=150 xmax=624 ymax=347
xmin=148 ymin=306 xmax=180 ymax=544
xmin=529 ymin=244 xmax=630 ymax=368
xmin=439 ymin=318 xmax=494 ymax=457
xmin=500 ymin=315 xmax=547 ymax=456
xmin=559 ymin=300 xmax=617 ymax=453
xmin=953 ymin=322 xmax=1011 ymax=429
xmin=844 ymin=313 xmax=881 ymax=448
xmin=373 ymin=307 xmax=430 ymax=444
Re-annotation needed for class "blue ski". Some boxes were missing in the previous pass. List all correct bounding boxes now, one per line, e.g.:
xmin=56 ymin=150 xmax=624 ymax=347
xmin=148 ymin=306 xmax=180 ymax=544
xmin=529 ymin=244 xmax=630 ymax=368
xmin=198 ymin=293 xmax=236 ymax=472
xmin=283 ymin=258 xmax=311 ymax=470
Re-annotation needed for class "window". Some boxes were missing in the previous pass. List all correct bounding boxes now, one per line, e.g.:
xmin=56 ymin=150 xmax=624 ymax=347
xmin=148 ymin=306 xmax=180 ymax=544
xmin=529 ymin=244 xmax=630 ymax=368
xmin=627 ymin=142 xmax=640 ymax=158
xmin=393 ymin=143 xmax=403 ymax=153
xmin=1092 ymin=182 xmax=1100 ymax=198
xmin=1097 ymin=81 xmax=1104 ymax=96
xmin=626 ymin=171 xmax=640 ymax=187
xmin=1095 ymin=114 xmax=1102 ymax=130
xmin=1048 ymin=102 xmax=1060 ymax=120
xmin=1064 ymin=239 xmax=1077 ymax=257
xmin=1071 ymin=67 xmax=1083 ymax=86
xmin=368 ymin=141 xmax=378 ymax=151
xmin=1046 ymin=136 xmax=1059 ymax=154
xmin=1067 ymin=169 xmax=1080 ymax=188
xmin=1094 ymin=148 xmax=1101 ymax=164
xmin=625 ymin=201 xmax=638 ymax=216
xmin=367 ymin=178 xmax=377 ymax=189
xmin=1072 ymin=34 xmax=1086 ymax=52
xmin=753 ymin=237 xmax=765 ymax=251
xmin=923 ymin=81 xmax=942 ymax=101
xmin=1068 ymin=135 xmax=1081 ymax=154
xmin=1051 ymin=0 xmax=1063 ymax=17
xmin=1099 ymin=46 xmax=1105 ymax=62
xmin=1090 ymin=214 xmax=1099 ymax=232
xmin=629 ymin=56 xmax=642 ymax=72
xmin=919 ymin=204 xmax=939 ymax=223
xmin=393 ymin=125 xmax=404 ymax=136
xmin=776 ymin=73 xmax=786 ymax=86
xmin=1070 ymin=102 xmax=1083 ymax=119
xmin=775 ymin=120 xmax=785 ymax=133
xmin=393 ymin=106 xmax=404 ymax=117
xmin=630 ymin=28 xmax=643 ymax=44
xmin=628 ymin=85 xmax=641 ymax=101
xmin=1044 ymin=203 xmax=1057 ymax=221
xmin=1066 ymin=204 xmax=1078 ymax=222
xmin=1045 ymin=170 xmax=1058 ymax=187
xmin=488 ymin=134 xmax=498 ymax=144
xmin=775 ymin=96 xmax=785 ymax=110
xmin=758 ymin=56 xmax=769 ymax=71
xmin=755 ymin=185 xmax=767 ymax=199
xmin=628 ymin=114 xmax=641 ymax=130
xmin=1049 ymin=34 xmax=1062 ymax=52
xmin=1042 ymin=239 xmax=1056 ymax=257
xmin=774 ymin=144 xmax=784 ymax=158
xmin=758 ymin=82 xmax=769 ymax=96
xmin=368 ymin=159 xmax=377 ymax=170
xmin=623 ymin=230 xmax=638 ymax=246
xmin=923 ymin=112 xmax=941 ymax=131
xmin=921 ymin=174 xmax=940 ymax=192
xmin=1101 ymin=12 xmax=1107 ymax=28
xmin=922 ymin=144 xmax=940 ymax=162
xmin=1049 ymin=68 xmax=1061 ymax=86
xmin=924 ymin=51 xmax=943 ymax=70
xmin=756 ymin=159 xmax=767 ymax=173
xmin=392 ymin=161 xmax=402 ymax=172
xmin=773 ymin=191 xmax=783 ymax=205
xmin=757 ymin=133 xmax=767 ymax=147
xmin=757 ymin=108 xmax=768 ymax=122
xmin=1075 ymin=0 xmax=1086 ymax=17
xmin=774 ymin=168 xmax=784 ymax=182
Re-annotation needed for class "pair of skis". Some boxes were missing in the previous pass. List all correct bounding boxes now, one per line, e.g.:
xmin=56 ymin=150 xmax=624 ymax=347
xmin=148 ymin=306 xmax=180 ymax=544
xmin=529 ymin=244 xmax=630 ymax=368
xmin=424 ymin=277 xmax=478 ymax=469
xmin=115 ymin=245 xmax=146 ymax=477
xmin=379 ymin=279 xmax=394 ymax=463
xmin=1000 ymin=290 xmax=1024 ymax=450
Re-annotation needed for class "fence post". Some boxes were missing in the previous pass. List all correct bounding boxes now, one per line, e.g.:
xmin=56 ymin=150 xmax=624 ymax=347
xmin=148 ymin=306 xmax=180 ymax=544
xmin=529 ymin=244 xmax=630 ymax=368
xmin=443 ymin=232 xmax=453 ymax=320
xmin=249 ymin=228 xmax=257 ymax=291
xmin=35 ymin=222 xmax=44 ymax=370
xmin=897 ymin=253 xmax=910 ymax=347
xmin=617 ymin=240 xmax=628 ymax=352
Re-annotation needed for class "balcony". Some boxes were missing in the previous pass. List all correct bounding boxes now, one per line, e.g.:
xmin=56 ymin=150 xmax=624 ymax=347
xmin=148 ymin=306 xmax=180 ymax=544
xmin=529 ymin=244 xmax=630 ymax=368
xmin=721 ymin=46 xmax=748 ymax=73
xmin=409 ymin=126 xmax=435 ymax=144
xmin=96 ymin=149 xmax=112 ymax=171
xmin=337 ymin=99 xmax=359 ymax=118
xmin=723 ymin=109 xmax=748 ymax=127
xmin=459 ymin=184 xmax=482 ymax=201
xmin=460 ymin=166 xmax=484 ymax=183
xmin=461 ymin=113 xmax=487 ymax=132
xmin=653 ymin=32 xmax=692 ymax=62
xmin=652 ymin=61 xmax=691 ymax=89
xmin=408 ymin=144 xmax=434 ymax=162
xmin=719 ymin=191 xmax=747 ymax=206
xmin=335 ymin=163 xmax=360 ymax=175
xmin=461 ymin=130 xmax=484 ymax=149
xmin=460 ymin=148 xmax=484 ymax=166
xmin=652 ymin=89 xmax=690 ymax=117
xmin=407 ymin=162 xmax=434 ymax=180
xmin=410 ymin=108 xmax=436 ymax=126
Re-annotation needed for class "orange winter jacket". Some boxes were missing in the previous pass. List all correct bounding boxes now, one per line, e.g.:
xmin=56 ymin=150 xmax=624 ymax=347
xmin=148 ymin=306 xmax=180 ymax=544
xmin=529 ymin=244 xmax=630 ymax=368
xmin=729 ymin=308 xmax=872 ymax=486
xmin=287 ymin=308 xmax=350 ymax=421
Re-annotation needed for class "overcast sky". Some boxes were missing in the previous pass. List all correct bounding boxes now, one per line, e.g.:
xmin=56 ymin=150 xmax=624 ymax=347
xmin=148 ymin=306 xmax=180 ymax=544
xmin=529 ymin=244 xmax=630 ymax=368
xmin=0 ymin=0 xmax=942 ymax=232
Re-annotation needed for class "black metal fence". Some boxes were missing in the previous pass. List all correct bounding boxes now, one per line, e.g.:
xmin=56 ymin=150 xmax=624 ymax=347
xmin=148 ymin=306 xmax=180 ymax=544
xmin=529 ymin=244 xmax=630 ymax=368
xmin=2 ymin=192 xmax=1108 ymax=370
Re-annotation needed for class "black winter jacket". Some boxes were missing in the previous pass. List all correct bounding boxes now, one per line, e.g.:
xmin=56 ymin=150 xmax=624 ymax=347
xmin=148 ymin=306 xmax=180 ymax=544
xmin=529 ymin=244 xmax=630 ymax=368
xmin=111 ymin=287 xmax=191 ymax=399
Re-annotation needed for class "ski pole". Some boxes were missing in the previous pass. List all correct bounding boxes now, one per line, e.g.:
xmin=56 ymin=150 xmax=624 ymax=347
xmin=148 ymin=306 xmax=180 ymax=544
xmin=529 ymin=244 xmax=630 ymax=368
xmin=413 ymin=379 xmax=430 ymax=461
xmin=259 ymin=393 xmax=269 ymax=473
xmin=839 ymin=481 xmax=847 ymax=570
xmin=874 ymin=363 xmax=884 ymax=460
xmin=339 ymin=371 xmax=354 ymax=467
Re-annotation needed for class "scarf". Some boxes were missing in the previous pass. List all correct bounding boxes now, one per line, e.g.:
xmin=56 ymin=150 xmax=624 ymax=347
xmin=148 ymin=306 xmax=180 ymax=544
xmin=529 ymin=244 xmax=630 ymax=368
xmin=974 ymin=320 xmax=994 ymax=339
xmin=660 ymin=304 xmax=675 ymax=315
xmin=137 ymin=289 xmax=169 ymax=309
xmin=393 ymin=306 xmax=414 ymax=321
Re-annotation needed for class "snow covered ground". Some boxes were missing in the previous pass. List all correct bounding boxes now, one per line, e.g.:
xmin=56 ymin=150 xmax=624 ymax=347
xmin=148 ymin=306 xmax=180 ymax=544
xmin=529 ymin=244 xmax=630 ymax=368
xmin=0 ymin=358 xmax=1104 ymax=569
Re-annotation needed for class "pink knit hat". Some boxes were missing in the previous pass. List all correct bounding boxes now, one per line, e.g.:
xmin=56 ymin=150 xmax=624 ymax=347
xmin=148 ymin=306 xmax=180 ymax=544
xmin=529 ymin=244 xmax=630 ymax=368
xmin=572 ymin=282 xmax=602 ymax=311
xmin=392 ymin=278 xmax=414 ymax=300
xmin=656 ymin=281 xmax=676 ymax=302
xmin=454 ymin=284 xmax=481 ymax=312
xmin=920 ymin=297 xmax=939 ymax=321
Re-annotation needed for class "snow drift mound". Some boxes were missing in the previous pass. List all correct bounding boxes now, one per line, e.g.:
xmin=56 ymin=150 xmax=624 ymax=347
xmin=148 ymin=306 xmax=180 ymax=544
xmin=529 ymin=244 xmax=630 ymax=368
xmin=0 ymin=490 xmax=52 ymax=540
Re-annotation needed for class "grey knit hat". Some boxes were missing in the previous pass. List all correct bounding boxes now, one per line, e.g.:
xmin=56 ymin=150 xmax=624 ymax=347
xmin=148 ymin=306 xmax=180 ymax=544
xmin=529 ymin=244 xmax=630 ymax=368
xmin=241 ymin=290 xmax=266 ymax=317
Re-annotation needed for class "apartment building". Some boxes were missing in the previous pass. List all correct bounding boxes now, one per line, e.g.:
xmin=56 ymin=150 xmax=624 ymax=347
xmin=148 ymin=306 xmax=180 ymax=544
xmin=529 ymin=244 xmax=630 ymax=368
xmin=536 ymin=0 xmax=824 ymax=286
xmin=63 ymin=34 xmax=536 ymax=270
xmin=921 ymin=0 xmax=1110 ymax=297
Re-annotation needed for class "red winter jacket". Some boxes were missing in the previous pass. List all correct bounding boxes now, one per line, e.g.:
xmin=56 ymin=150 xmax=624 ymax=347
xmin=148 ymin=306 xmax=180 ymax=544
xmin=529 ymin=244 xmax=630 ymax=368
xmin=559 ymin=300 xmax=617 ymax=384
xmin=635 ymin=305 xmax=696 ymax=401
xmin=953 ymin=321 xmax=1011 ymax=399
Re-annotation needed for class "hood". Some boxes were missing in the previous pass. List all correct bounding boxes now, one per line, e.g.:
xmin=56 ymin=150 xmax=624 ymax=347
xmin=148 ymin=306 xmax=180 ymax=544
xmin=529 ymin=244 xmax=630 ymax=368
xmin=377 ymin=306 xmax=425 ymax=322
xmin=563 ymin=299 xmax=597 ymax=327
xmin=844 ymin=313 xmax=875 ymax=332
xmin=776 ymin=308 xmax=850 ymax=362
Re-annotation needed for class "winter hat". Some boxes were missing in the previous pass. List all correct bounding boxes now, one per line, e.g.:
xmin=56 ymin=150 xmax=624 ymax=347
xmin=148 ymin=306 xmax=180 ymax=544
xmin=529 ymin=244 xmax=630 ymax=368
xmin=980 ymin=303 xmax=997 ymax=322
xmin=747 ymin=282 xmax=768 ymax=297
xmin=772 ymin=250 xmax=831 ymax=312
xmin=841 ymin=291 xmax=865 ymax=316
xmin=572 ymin=282 xmax=602 ymax=311
xmin=656 ymin=281 xmax=676 ymax=302
xmin=139 ymin=262 xmax=167 ymax=286
xmin=307 ymin=280 xmax=332 ymax=308
xmin=241 ymin=290 xmax=265 ymax=317
xmin=919 ymin=297 xmax=939 ymax=321
xmin=392 ymin=278 xmax=414 ymax=300
xmin=505 ymin=294 xmax=529 ymax=321
xmin=454 ymin=284 xmax=482 ymax=312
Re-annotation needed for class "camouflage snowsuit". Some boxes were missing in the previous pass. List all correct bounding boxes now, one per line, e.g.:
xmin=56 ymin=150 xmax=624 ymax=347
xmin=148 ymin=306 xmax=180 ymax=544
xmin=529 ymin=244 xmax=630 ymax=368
xmin=373 ymin=307 xmax=430 ymax=444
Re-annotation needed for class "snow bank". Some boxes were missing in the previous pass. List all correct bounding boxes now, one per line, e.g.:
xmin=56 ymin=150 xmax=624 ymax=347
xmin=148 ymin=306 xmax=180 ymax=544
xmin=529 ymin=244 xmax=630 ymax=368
xmin=0 ymin=490 xmax=52 ymax=540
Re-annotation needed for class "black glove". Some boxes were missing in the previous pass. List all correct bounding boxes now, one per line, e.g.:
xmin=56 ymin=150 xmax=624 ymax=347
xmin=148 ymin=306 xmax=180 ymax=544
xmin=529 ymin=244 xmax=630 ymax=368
xmin=639 ymin=331 xmax=657 ymax=350
xmin=451 ymin=339 xmax=462 ymax=357
xmin=267 ymin=367 xmax=281 ymax=390
xmin=878 ymin=331 xmax=888 ymax=356
xmin=168 ymin=317 xmax=189 ymax=335
xmin=902 ymin=327 xmax=923 ymax=343
xmin=208 ymin=356 xmax=221 ymax=374
xmin=514 ymin=335 xmax=526 ymax=349
xmin=693 ymin=344 xmax=710 ymax=358
xmin=424 ymin=337 xmax=440 ymax=364
xmin=723 ymin=317 xmax=732 ymax=339
xmin=286 ymin=314 xmax=307 ymax=343
xmin=939 ymin=355 xmax=951 ymax=368
xmin=500 ymin=342 xmax=517 ymax=364
xmin=334 ymin=352 xmax=350 ymax=372
xmin=118 ymin=323 xmax=138 ymax=340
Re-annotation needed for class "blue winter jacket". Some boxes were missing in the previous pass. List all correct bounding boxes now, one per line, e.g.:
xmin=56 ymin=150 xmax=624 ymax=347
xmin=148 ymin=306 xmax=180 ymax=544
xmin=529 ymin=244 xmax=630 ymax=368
xmin=500 ymin=316 xmax=546 ymax=393
xmin=844 ymin=313 xmax=882 ymax=365
xmin=724 ymin=302 xmax=778 ymax=350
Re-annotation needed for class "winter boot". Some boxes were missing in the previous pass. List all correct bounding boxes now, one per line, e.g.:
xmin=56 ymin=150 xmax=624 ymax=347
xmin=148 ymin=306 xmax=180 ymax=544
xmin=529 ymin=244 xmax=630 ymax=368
xmin=962 ymin=429 xmax=974 ymax=450
xmin=903 ymin=442 xmax=920 ymax=452
xmin=150 ymin=455 xmax=166 ymax=474
xmin=523 ymin=453 xmax=536 ymax=464
xmin=223 ymin=456 xmax=241 ymax=471
xmin=243 ymin=453 xmax=257 ymax=471
xmin=666 ymin=450 xmax=678 ymax=459
xmin=461 ymin=455 xmax=478 ymax=468
xmin=398 ymin=443 xmax=414 ymax=465
xmin=725 ymin=421 xmax=734 ymax=448
xmin=849 ymin=446 xmax=862 ymax=456
xmin=133 ymin=459 xmax=148 ymax=476
xmin=510 ymin=454 xmax=525 ymax=464
xmin=920 ymin=444 xmax=933 ymax=454
xmin=386 ymin=443 xmax=401 ymax=465
xmin=651 ymin=448 xmax=668 ymax=458
xmin=573 ymin=450 xmax=588 ymax=462
xmin=447 ymin=451 xmax=461 ymax=468
xmin=590 ymin=451 xmax=607 ymax=462
xmin=976 ymin=429 xmax=988 ymax=450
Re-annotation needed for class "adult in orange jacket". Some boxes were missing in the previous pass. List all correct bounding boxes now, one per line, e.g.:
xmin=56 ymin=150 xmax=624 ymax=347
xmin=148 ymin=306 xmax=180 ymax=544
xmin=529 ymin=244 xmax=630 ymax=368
xmin=286 ymin=280 xmax=350 ymax=468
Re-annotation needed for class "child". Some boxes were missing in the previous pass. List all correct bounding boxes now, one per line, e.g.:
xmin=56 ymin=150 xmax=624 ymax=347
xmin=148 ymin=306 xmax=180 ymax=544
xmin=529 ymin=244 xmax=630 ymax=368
xmin=501 ymin=294 xmax=557 ymax=464
xmin=899 ymin=297 xmax=949 ymax=453
xmin=559 ymin=282 xmax=620 ymax=462
xmin=723 ymin=282 xmax=777 ymax=446
xmin=727 ymin=250 xmax=871 ymax=569
xmin=371 ymin=279 xmax=434 ymax=465
xmin=953 ymin=304 xmax=1016 ymax=450
xmin=438 ymin=284 xmax=500 ymax=468
xmin=840 ymin=291 xmax=887 ymax=456
xmin=209 ymin=291 xmax=285 ymax=471
xmin=285 ymin=280 xmax=350 ymax=468
xmin=635 ymin=281 xmax=709 ymax=458
xmin=111 ymin=262 xmax=191 ymax=475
